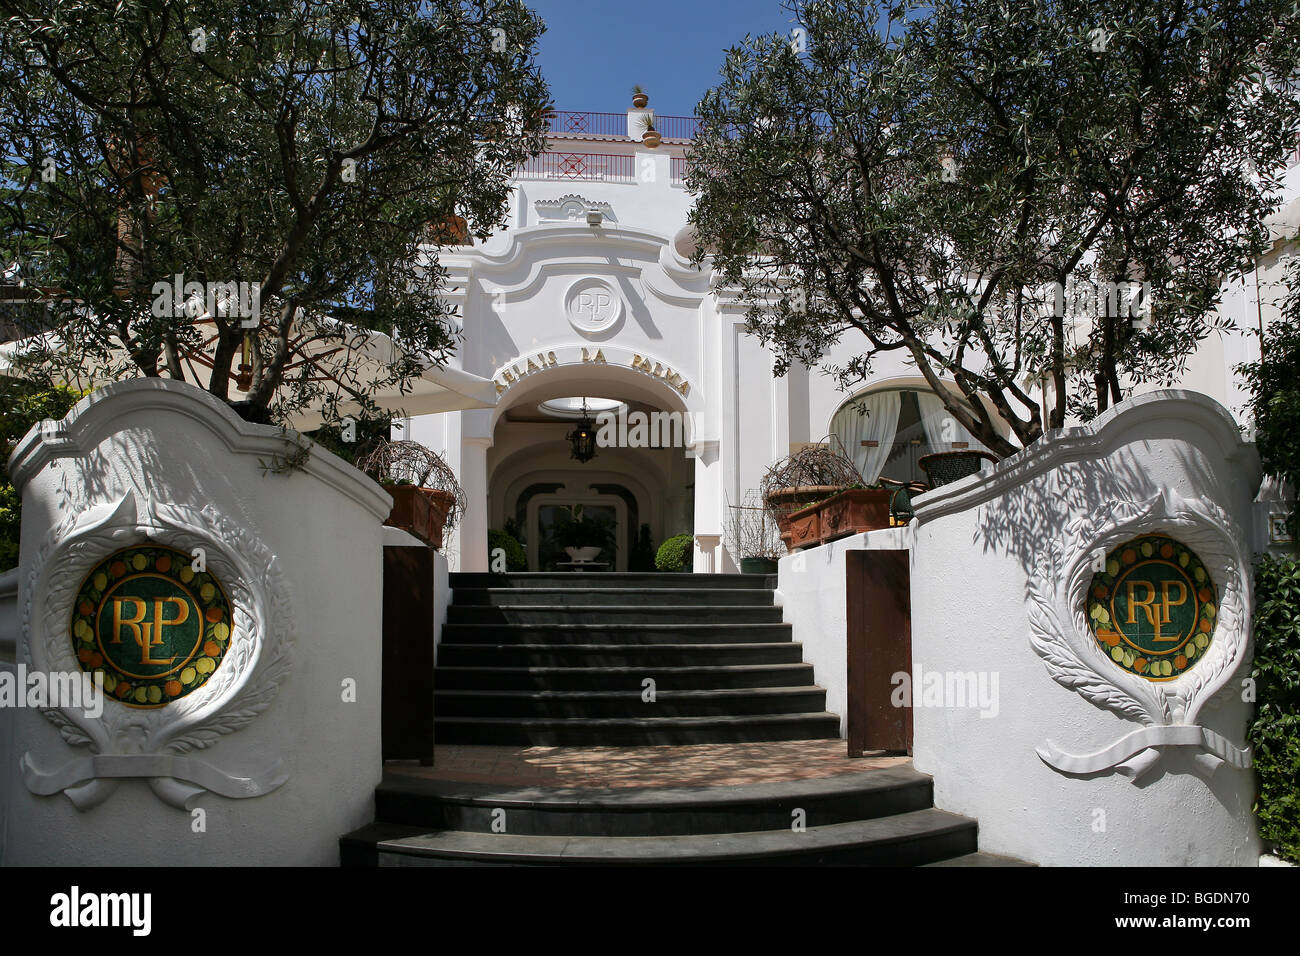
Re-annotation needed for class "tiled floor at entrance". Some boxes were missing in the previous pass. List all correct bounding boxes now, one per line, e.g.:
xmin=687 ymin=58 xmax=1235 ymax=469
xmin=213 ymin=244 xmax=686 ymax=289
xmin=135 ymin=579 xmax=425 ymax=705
xmin=388 ymin=741 xmax=909 ymax=789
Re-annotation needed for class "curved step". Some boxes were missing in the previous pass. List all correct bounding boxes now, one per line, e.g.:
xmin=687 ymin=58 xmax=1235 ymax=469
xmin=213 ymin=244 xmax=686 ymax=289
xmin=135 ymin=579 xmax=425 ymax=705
xmin=373 ymin=765 xmax=935 ymax=836
xmin=340 ymin=808 xmax=977 ymax=867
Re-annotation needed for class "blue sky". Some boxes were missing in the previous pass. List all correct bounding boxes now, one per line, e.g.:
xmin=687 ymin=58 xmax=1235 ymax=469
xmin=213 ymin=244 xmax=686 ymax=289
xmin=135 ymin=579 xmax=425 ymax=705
xmin=529 ymin=0 xmax=801 ymax=118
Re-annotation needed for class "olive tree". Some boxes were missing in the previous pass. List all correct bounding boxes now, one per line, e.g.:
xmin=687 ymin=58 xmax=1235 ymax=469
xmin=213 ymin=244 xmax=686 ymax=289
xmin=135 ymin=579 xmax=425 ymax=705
xmin=687 ymin=0 xmax=1300 ymax=455
xmin=0 ymin=0 xmax=550 ymax=423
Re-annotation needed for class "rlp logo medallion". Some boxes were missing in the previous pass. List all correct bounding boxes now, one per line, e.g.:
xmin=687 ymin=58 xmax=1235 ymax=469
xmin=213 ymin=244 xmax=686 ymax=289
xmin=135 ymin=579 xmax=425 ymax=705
xmin=565 ymin=278 xmax=623 ymax=335
xmin=71 ymin=544 xmax=233 ymax=707
xmin=576 ymin=289 xmax=612 ymax=320
xmin=1087 ymin=534 xmax=1216 ymax=681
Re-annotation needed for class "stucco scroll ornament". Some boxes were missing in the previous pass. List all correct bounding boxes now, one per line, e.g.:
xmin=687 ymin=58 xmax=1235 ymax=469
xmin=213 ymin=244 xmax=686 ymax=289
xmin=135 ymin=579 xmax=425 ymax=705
xmin=19 ymin=490 xmax=296 ymax=810
xmin=1026 ymin=490 xmax=1251 ymax=783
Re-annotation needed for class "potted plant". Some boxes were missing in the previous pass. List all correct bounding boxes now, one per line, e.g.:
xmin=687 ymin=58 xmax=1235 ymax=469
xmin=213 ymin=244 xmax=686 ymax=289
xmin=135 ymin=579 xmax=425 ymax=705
xmin=725 ymin=491 xmax=783 ymax=573
xmin=760 ymin=441 xmax=862 ymax=525
xmin=357 ymin=440 xmax=466 ymax=550
xmin=551 ymin=504 xmax=616 ymax=565
xmin=639 ymin=114 xmax=661 ymax=148
xmin=631 ymin=85 xmax=649 ymax=109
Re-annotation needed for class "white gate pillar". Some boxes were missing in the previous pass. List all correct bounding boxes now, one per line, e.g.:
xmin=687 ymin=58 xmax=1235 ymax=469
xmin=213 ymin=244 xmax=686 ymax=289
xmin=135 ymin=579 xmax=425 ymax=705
xmin=459 ymin=432 xmax=492 ymax=573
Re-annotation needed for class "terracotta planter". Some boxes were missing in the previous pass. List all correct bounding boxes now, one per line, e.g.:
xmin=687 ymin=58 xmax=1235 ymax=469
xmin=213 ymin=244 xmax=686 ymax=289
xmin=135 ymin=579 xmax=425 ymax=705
xmin=819 ymin=488 xmax=892 ymax=542
xmin=778 ymin=488 xmax=893 ymax=551
xmin=642 ymin=131 xmax=662 ymax=148
xmin=632 ymin=93 xmax=649 ymax=108
xmin=384 ymin=485 xmax=455 ymax=549
xmin=428 ymin=215 xmax=469 ymax=245
xmin=778 ymin=508 xmax=821 ymax=551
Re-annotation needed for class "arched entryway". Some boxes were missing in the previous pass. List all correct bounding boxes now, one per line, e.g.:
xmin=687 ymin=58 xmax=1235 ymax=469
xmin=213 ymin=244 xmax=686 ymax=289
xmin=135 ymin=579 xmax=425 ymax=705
xmin=482 ymin=359 xmax=700 ymax=572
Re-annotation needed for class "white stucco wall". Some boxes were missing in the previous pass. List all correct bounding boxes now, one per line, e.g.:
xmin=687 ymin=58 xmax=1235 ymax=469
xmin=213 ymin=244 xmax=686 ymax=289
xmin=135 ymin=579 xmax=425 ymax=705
xmin=767 ymin=391 xmax=1265 ymax=865
xmin=910 ymin=391 xmax=1262 ymax=866
xmin=2 ymin=379 xmax=391 ymax=866
xmin=776 ymin=526 xmax=913 ymax=738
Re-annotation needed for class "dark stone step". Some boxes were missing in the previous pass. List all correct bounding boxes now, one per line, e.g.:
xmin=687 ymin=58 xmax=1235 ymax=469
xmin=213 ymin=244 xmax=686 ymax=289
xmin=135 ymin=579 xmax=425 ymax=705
xmin=435 ymin=642 xmax=807 ymax=668
xmin=371 ymin=766 xmax=935 ymax=837
xmin=451 ymin=588 xmax=776 ymax=607
xmin=340 ymin=807 xmax=977 ymax=866
xmin=433 ymin=686 xmax=827 ymax=719
xmin=922 ymin=852 xmax=1036 ymax=866
xmin=435 ymin=663 xmax=817 ymax=691
xmin=450 ymin=572 xmax=776 ymax=590
xmin=440 ymin=623 xmax=793 ymax=646
xmin=447 ymin=605 xmax=785 ymax=626
xmin=432 ymin=712 xmax=842 ymax=745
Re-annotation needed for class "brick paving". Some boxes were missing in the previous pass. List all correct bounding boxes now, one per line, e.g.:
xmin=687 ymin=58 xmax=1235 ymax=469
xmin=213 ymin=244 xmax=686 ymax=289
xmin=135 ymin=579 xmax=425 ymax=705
xmin=388 ymin=741 xmax=909 ymax=789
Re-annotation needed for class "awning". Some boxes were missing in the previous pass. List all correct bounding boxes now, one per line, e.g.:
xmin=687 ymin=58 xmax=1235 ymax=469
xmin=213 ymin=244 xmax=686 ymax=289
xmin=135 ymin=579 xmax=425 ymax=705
xmin=0 ymin=320 xmax=498 ymax=430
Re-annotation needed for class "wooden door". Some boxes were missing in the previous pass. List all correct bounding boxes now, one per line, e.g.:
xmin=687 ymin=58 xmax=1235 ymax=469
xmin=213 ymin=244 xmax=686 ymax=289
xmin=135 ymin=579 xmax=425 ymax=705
xmin=846 ymin=549 xmax=913 ymax=756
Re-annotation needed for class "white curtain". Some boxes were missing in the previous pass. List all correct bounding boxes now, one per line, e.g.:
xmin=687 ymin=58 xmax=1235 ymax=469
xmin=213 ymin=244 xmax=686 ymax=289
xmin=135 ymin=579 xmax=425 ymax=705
xmin=915 ymin=391 xmax=989 ymax=455
xmin=830 ymin=391 xmax=901 ymax=484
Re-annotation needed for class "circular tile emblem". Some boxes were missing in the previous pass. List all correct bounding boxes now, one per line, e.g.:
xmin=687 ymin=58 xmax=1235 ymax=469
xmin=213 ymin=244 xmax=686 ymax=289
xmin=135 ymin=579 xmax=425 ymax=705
xmin=564 ymin=278 xmax=623 ymax=336
xmin=70 ymin=543 xmax=233 ymax=708
xmin=1087 ymin=533 xmax=1215 ymax=681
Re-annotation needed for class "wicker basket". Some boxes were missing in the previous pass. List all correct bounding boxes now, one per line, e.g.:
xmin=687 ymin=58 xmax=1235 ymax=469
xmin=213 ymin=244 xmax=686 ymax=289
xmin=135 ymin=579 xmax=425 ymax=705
xmin=918 ymin=450 xmax=999 ymax=488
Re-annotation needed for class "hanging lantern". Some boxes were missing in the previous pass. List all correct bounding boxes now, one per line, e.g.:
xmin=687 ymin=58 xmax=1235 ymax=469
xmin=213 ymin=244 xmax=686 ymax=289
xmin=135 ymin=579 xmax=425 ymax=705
xmin=567 ymin=401 xmax=597 ymax=463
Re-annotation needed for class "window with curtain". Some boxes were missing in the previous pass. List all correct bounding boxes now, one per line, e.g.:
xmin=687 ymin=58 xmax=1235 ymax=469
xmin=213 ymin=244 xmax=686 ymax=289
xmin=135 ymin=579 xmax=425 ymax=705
xmin=830 ymin=389 xmax=992 ymax=484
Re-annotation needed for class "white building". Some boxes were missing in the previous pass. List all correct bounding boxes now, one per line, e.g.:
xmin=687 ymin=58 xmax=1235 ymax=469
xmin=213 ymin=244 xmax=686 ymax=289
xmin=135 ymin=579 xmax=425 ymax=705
xmin=410 ymin=98 xmax=1300 ymax=574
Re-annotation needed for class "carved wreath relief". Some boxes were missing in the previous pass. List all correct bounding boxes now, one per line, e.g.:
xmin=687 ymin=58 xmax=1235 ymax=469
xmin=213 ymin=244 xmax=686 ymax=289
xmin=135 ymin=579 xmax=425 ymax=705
xmin=1028 ymin=492 xmax=1251 ymax=783
xmin=21 ymin=491 xmax=295 ymax=810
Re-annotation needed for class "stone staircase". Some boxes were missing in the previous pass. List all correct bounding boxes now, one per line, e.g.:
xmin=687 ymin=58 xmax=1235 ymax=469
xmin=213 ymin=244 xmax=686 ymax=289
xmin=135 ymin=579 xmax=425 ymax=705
xmin=433 ymin=572 xmax=840 ymax=745
xmin=341 ymin=571 xmax=1031 ymax=866
xmin=340 ymin=765 xmax=1030 ymax=866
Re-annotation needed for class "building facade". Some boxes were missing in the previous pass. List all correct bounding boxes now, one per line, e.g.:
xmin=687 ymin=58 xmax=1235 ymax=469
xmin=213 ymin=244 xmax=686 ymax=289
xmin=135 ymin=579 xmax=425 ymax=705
xmin=409 ymin=100 xmax=1300 ymax=574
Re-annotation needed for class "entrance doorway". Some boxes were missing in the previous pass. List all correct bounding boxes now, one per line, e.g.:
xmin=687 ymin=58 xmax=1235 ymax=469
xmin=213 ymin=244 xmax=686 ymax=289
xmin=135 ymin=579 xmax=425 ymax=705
xmin=530 ymin=494 xmax=624 ymax=571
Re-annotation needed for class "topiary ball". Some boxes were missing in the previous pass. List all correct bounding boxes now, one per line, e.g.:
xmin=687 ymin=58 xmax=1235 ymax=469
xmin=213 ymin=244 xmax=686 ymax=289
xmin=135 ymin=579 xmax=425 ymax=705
xmin=655 ymin=533 xmax=694 ymax=572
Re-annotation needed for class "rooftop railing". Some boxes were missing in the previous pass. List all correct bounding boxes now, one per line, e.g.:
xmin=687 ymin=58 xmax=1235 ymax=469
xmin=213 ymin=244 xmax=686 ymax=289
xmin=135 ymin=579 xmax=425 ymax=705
xmin=516 ymin=151 xmax=635 ymax=182
xmin=545 ymin=110 xmax=628 ymax=138
xmin=545 ymin=110 xmax=699 ymax=142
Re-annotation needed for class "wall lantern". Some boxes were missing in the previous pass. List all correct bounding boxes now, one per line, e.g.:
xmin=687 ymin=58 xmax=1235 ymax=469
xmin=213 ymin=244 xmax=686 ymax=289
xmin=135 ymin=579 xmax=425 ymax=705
xmin=567 ymin=400 xmax=598 ymax=463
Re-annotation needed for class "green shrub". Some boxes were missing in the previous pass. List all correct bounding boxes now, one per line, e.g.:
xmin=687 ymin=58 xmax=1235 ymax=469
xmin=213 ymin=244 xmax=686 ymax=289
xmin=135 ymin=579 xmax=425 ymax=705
xmin=1 ymin=379 xmax=83 ymax=572
xmin=1239 ymin=258 xmax=1300 ymax=536
xmin=655 ymin=533 xmax=694 ymax=572
xmin=1248 ymin=554 xmax=1300 ymax=863
xmin=487 ymin=528 xmax=526 ymax=571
